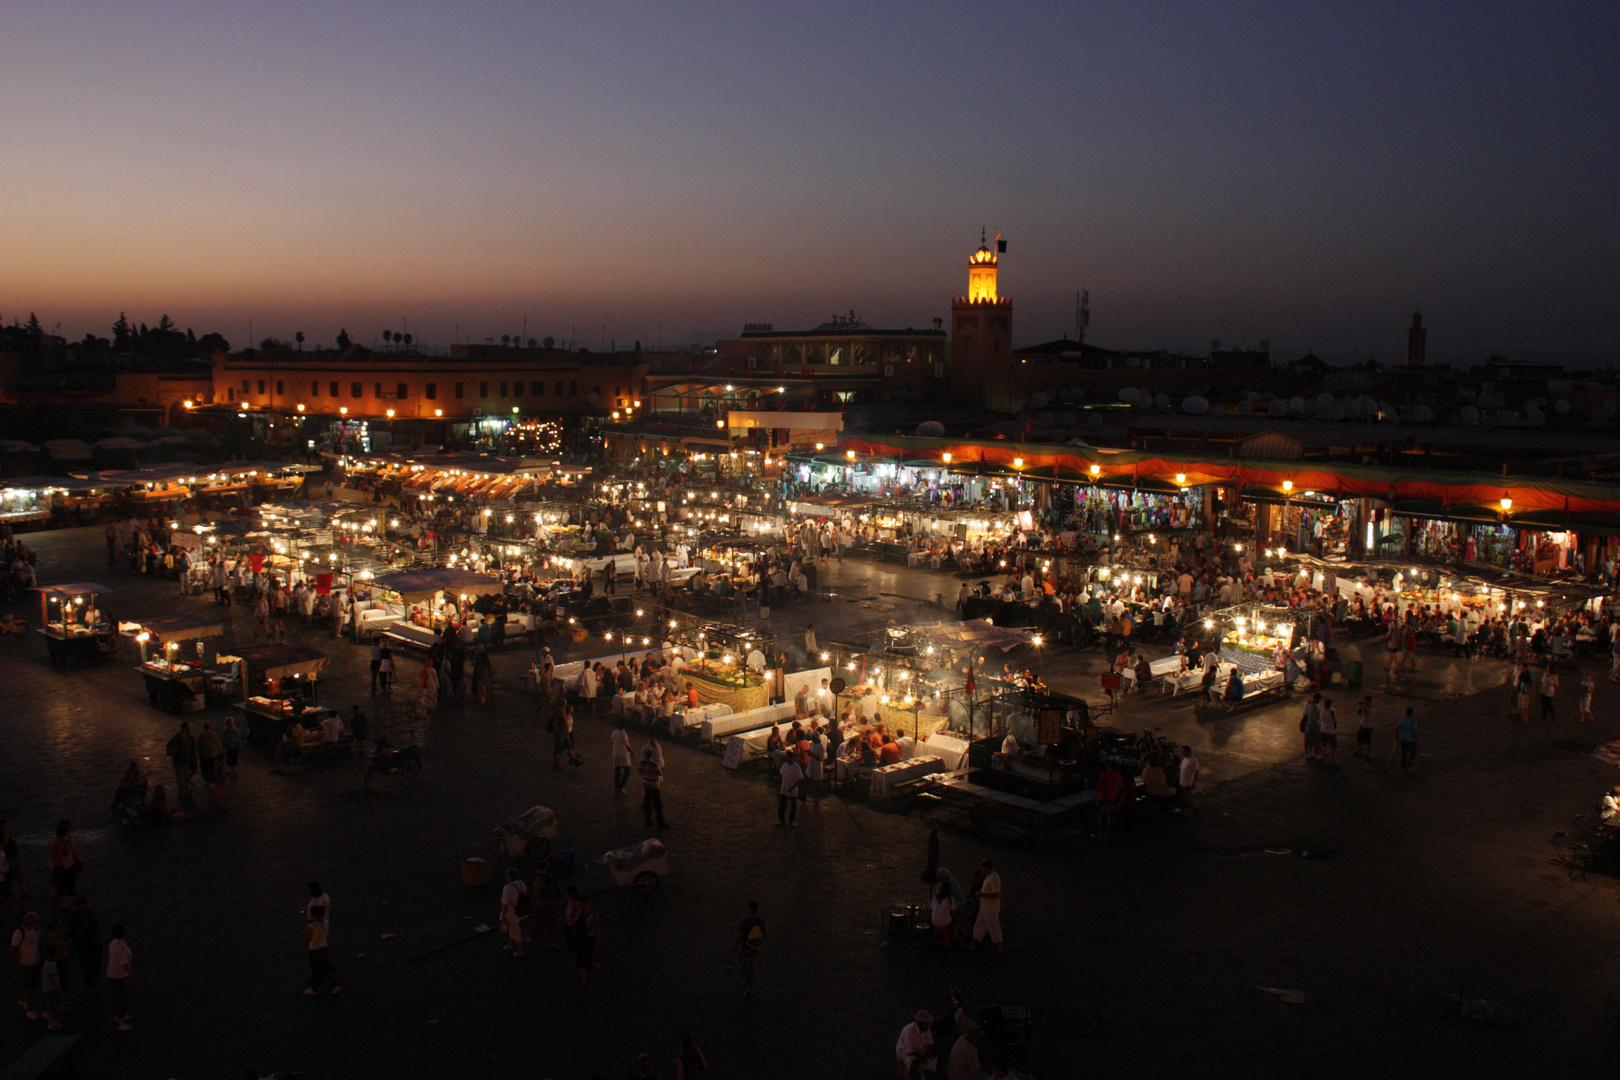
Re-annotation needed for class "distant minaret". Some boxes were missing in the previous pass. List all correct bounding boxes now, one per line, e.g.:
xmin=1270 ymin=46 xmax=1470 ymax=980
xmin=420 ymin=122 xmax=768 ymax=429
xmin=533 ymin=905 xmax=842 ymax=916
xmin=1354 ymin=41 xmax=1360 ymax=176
xmin=950 ymin=228 xmax=1014 ymax=404
xmin=1406 ymin=311 xmax=1426 ymax=366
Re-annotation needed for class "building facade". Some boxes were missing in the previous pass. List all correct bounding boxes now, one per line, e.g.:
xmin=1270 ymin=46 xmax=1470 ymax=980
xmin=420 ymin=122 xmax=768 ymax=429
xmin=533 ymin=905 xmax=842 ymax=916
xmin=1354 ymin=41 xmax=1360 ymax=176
xmin=210 ymin=346 xmax=648 ymax=421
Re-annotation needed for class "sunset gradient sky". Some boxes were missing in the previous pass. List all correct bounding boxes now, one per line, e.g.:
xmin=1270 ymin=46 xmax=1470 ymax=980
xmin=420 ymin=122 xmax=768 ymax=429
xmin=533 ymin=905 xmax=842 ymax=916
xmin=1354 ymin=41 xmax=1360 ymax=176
xmin=2 ymin=2 xmax=1616 ymax=362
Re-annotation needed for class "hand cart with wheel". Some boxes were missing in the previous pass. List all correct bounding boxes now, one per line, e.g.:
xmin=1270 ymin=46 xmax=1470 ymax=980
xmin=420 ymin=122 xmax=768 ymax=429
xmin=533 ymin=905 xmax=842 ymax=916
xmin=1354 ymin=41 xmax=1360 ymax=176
xmin=601 ymin=837 xmax=670 ymax=898
xmin=492 ymin=805 xmax=560 ymax=862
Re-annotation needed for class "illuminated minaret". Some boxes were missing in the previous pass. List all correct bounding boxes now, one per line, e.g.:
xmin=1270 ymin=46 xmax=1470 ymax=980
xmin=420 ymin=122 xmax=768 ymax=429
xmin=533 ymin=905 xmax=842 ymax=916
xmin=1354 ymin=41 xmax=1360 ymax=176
xmin=950 ymin=228 xmax=1013 ymax=404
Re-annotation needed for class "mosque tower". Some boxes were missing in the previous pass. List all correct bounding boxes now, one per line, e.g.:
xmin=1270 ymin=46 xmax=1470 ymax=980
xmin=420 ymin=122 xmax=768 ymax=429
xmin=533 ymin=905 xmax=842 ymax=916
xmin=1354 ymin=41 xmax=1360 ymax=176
xmin=950 ymin=228 xmax=1014 ymax=404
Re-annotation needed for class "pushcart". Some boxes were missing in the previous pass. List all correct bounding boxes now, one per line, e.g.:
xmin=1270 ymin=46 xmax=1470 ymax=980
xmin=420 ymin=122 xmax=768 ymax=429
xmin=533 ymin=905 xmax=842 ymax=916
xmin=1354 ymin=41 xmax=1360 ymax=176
xmin=601 ymin=838 xmax=670 ymax=898
xmin=491 ymin=805 xmax=560 ymax=861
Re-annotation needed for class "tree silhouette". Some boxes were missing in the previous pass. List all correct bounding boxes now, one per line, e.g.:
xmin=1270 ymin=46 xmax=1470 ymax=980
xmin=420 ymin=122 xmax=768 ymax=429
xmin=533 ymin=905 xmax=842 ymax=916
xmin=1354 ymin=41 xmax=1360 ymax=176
xmin=295 ymin=331 xmax=305 ymax=351
xmin=336 ymin=328 xmax=352 ymax=351
xmin=112 ymin=312 xmax=131 ymax=348
xmin=527 ymin=338 xmax=537 ymax=348
xmin=403 ymin=333 xmax=413 ymax=346
xmin=24 ymin=312 xmax=42 ymax=335
xmin=383 ymin=330 xmax=393 ymax=343
xmin=542 ymin=336 xmax=554 ymax=349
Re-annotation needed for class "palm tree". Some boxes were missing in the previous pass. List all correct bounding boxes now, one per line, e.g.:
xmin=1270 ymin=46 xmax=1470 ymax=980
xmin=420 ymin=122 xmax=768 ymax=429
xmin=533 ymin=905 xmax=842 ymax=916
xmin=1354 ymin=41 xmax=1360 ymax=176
xmin=295 ymin=331 xmax=305 ymax=351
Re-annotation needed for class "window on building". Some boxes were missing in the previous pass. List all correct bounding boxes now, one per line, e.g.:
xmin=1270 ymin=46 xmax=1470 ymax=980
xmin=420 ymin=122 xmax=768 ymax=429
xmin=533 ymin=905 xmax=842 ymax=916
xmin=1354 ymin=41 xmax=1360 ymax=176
xmin=555 ymin=380 xmax=563 ymax=396
xmin=480 ymin=382 xmax=489 ymax=398
xmin=425 ymin=383 xmax=437 ymax=400
xmin=531 ymin=381 xmax=543 ymax=396
xmin=499 ymin=381 xmax=508 ymax=398
xmin=257 ymin=380 xmax=265 ymax=395
xmin=454 ymin=383 xmax=464 ymax=399
xmin=570 ymin=380 xmax=578 ymax=396
xmin=227 ymin=388 xmax=235 ymax=402
xmin=373 ymin=382 xmax=383 ymax=399
xmin=397 ymin=383 xmax=408 ymax=399
xmin=311 ymin=381 xmax=319 ymax=397
xmin=329 ymin=381 xmax=339 ymax=397
xmin=240 ymin=379 xmax=250 ymax=393
xmin=275 ymin=380 xmax=284 ymax=396
xmin=350 ymin=382 xmax=362 ymax=399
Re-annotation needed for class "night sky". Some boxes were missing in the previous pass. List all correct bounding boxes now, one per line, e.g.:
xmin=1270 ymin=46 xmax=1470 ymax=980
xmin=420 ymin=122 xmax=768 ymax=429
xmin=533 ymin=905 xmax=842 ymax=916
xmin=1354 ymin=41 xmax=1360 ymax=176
xmin=3 ymin=2 xmax=1616 ymax=363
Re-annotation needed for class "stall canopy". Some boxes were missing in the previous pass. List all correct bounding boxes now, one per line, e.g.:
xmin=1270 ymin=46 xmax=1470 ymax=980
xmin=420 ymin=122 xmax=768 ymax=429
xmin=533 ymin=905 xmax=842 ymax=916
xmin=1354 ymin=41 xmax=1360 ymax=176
xmin=376 ymin=568 xmax=506 ymax=603
xmin=238 ymin=644 xmax=330 ymax=680
xmin=34 ymin=583 xmax=113 ymax=601
xmin=899 ymin=619 xmax=1038 ymax=651
xmin=127 ymin=614 xmax=224 ymax=642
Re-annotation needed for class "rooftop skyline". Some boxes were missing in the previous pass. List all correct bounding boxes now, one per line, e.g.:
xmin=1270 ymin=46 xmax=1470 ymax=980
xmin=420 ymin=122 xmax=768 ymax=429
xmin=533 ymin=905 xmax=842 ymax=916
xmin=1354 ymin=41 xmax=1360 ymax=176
xmin=3 ymin=2 xmax=1617 ymax=364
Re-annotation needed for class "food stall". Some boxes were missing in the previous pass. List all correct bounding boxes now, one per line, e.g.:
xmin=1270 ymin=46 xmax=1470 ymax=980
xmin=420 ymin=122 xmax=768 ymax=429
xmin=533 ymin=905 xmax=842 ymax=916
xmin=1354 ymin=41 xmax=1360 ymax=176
xmin=124 ymin=614 xmax=226 ymax=711
xmin=33 ymin=583 xmax=113 ymax=665
xmin=373 ymin=567 xmax=510 ymax=649
xmin=234 ymin=644 xmax=333 ymax=742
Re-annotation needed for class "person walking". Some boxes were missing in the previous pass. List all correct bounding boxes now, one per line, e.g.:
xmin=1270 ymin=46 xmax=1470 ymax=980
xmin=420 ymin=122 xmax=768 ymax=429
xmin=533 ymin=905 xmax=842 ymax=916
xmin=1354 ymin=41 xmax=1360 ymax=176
xmin=1 ymin=820 xmax=25 ymax=915
xmin=166 ymin=721 xmax=198 ymax=800
xmin=1354 ymin=696 xmax=1374 ymax=758
xmin=1093 ymin=762 xmax=1124 ymax=838
xmin=377 ymin=644 xmax=396 ymax=691
xmin=1580 ymin=672 xmax=1596 ymax=723
xmin=563 ymin=885 xmax=606 ymax=989
xmin=1178 ymin=746 xmax=1201 ymax=796
xmin=967 ymin=859 xmax=1003 ymax=953
xmin=1396 ymin=707 xmax=1418 ymax=771
xmin=47 ymin=821 xmax=84 ymax=907
xmin=551 ymin=701 xmax=582 ymax=770
xmin=734 ymin=899 xmax=765 ymax=1000
xmin=221 ymin=717 xmax=243 ymax=779
xmin=368 ymin=637 xmax=382 ymax=693
xmin=38 ymin=919 xmax=64 ymax=1030
xmin=1300 ymin=694 xmax=1322 ymax=760
xmin=195 ymin=722 xmax=221 ymax=786
xmin=1516 ymin=664 xmax=1535 ymax=725
xmin=499 ymin=868 xmax=529 ymax=958
xmin=775 ymin=754 xmax=803 ymax=827
xmin=303 ymin=900 xmax=337 ymax=995
xmin=639 ymin=733 xmax=670 ymax=829
xmin=675 ymin=1031 xmax=708 ymax=1080
xmin=105 ymin=923 xmax=132 ymax=1030
xmin=611 ymin=719 xmax=633 ymax=795
xmin=1318 ymin=698 xmax=1339 ymax=765
xmin=66 ymin=897 xmax=101 ymax=992
xmin=929 ymin=878 xmax=956 ymax=947
xmin=1539 ymin=664 xmax=1559 ymax=722
xmin=11 ymin=909 xmax=42 ymax=1019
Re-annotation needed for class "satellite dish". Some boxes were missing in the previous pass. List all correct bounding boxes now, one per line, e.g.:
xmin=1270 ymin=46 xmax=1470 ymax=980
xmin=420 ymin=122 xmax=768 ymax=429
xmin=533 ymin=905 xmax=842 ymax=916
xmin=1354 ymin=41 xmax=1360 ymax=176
xmin=1181 ymin=395 xmax=1209 ymax=414
xmin=1554 ymin=399 xmax=1571 ymax=414
xmin=1030 ymin=391 xmax=1051 ymax=409
xmin=1412 ymin=405 xmax=1434 ymax=423
xmin=1154 ymin=393 xmax=1171 ymax=408
xmin=1036 ymin=411 xmax=1055 ymax=427
xmin=1268 ymin=398 xmax=1289 ymax=418
xmin=1210 ymin=403 xmax=1226 ymax=418
xmin=1460 ymin=405 xmax=1480 ymax=425
xmin=1126 ymin=355 xmax=1142 ymax=368
xmin=915 ymin=421 xmax=945 ymax=437
xmin=829 ymin=676 xmax=846 ymax=695
xmin=1118 ymin=387 xmax=1141 ymax=403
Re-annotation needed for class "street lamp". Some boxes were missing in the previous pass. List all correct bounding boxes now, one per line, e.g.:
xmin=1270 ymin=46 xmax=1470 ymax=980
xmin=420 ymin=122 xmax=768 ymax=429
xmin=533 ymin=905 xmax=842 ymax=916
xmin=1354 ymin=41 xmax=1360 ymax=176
xmin=942 ymin=453 xmax=952 ymax=464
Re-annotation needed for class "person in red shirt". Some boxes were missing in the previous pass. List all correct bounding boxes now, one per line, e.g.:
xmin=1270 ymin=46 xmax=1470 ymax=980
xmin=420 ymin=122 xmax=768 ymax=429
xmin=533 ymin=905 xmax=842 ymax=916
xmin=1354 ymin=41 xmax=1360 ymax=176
xmin=879 ymin=740 xmax=902 ymax=765
xmin=1093 ymin=764 xmax=1125 ymax=839
xmin=685 ymin=682 xmax=699 ymax=709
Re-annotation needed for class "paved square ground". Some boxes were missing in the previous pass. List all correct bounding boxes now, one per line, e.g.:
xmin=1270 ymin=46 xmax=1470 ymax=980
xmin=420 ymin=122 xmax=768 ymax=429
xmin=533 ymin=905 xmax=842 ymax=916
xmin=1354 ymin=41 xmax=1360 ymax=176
xmin=3 ymin=526 xmax=1620 ymax=1079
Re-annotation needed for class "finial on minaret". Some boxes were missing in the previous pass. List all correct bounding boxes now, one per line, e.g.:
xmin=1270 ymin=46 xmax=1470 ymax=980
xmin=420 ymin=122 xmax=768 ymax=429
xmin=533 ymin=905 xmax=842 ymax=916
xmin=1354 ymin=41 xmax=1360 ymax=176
xmin=980 ymin=226 xmax=986 ymax=245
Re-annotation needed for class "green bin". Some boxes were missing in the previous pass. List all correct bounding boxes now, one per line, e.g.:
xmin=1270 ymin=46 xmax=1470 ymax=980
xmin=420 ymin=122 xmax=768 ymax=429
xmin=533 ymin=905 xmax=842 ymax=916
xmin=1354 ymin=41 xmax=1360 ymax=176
xmin=1346 ymin=661 xmax=1363 ymax=689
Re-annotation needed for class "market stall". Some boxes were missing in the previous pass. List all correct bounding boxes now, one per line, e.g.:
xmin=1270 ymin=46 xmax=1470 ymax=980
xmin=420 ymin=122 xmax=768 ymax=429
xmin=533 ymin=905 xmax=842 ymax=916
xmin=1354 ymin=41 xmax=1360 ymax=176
xmin=234 ymin=644 xmax=333 ymax=741
xmin=33 ymin=583 xmax=113 ymax=665
xmin=123 ymin=614 xmax=226 ymax=711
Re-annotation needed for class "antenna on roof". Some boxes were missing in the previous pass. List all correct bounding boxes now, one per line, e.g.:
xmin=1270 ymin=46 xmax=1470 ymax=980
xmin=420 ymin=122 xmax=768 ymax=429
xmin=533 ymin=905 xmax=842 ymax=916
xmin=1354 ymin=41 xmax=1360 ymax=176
xmin=1075 ymin=290 xmax=1090 ymax=346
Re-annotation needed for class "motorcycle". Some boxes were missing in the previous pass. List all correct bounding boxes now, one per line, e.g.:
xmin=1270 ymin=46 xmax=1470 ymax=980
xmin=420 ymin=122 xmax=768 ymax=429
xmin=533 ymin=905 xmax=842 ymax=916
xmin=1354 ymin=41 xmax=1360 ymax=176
xmin=949 ymin=987 xmax=1031 ymax=1047
xmin=364 ymin=734 xmax=423 ymax=788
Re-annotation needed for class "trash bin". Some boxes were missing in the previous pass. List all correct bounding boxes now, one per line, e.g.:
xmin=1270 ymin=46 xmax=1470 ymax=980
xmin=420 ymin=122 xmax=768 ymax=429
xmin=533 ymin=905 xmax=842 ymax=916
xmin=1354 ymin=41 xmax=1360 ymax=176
xmin=461 ymin=856 xmax=491 ymax=887
xmin=1346 ymin=661 xmax=1363 ymax=689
